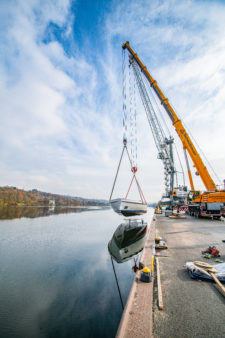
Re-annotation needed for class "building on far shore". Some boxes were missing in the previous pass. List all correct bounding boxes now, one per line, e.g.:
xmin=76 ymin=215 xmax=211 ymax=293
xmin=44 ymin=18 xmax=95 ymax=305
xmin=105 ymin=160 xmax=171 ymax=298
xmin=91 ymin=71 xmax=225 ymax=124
xmin=49 ymin=200 xmax=55 ymax=206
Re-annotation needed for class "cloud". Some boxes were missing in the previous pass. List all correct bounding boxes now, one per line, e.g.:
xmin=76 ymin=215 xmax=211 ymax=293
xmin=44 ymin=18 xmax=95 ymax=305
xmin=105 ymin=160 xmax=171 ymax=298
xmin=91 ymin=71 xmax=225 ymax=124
xmin=0 ymin=0 xmax=105 ymax=197
xmin=0 ymin=0 xmax=225 ymax=201
xmin=103 ymin=0 xmax=225 ymax=192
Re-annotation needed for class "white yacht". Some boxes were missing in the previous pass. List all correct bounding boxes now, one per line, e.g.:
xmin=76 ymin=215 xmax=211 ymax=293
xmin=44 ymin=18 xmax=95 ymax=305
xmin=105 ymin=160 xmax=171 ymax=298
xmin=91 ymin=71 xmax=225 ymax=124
xmin=110 ymin=198 xmax=147 ymax=216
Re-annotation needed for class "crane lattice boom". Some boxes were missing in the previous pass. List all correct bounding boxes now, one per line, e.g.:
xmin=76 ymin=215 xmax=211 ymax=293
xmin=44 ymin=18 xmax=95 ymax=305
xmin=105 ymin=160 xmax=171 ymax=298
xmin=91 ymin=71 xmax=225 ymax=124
xmin=122 ymin=41 xmax=217 ymax=192
xmin=129 ymin=56 xmax=175 ymax=198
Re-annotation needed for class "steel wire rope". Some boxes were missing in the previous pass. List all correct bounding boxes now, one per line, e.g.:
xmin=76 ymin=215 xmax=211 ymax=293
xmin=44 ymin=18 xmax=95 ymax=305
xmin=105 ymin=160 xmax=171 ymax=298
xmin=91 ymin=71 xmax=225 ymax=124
xmin=110 ymin=52 xmax=143 ymax=201
xmin=131 ymin=60 xmax=164 ymax=155
xmin=109 ymin=51 xmax=128 ymax=201
xmin=128 ymin=63 xmax=138 ymax=169
xmin=131 ymin=53 xmax=221 ymax=191
xmin=142 ymin=71 xmax=220 ymax=190
xmin=144 ymin=74 xmax=219 ymax=189
xmin=151 ymin=77 xmax=221 ymax=188
xmin=182 ymin=119 xmax=222 ymax=188
xmin=140 ymin=59 xmax=222 ymax=189
xmin=142 ymin=73 xmax=178 ymax=182
xmin=110 ymin=256 xmax=124 ymax=310
xmin=142 ymin=73 xmax=171 ymax=138
xmin=147 ymin=74 xmax=220 ymax=188
xmin=125 ymin=60 xmax=146 ymax=202
xmin=109 ymin=146 xmax=126 ymax=201
xmin=146 ymin=80 xmax=185 ymax=191
xmin=131 ymin=60 xmax=175 ymax=196
xmin=125 ymin=146 xmax=147 ymax=204
xmin=174 ymin=142 xmax=186 ymax=187
xmin=129 ymin=64 xmax=133 ymax=165
xmin=133 ymin=71 xmax=138 ymax=168
xmin=142 ymin=71 xmax=178 ymax=173
xmin=122 ymin=49 xmax=128 ymax=142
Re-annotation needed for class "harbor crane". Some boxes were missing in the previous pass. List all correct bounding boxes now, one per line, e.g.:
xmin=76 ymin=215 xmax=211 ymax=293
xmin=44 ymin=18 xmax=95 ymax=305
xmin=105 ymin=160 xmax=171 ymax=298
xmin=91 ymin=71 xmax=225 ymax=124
xmin=122 ymin=41 xmax=225 ymax=218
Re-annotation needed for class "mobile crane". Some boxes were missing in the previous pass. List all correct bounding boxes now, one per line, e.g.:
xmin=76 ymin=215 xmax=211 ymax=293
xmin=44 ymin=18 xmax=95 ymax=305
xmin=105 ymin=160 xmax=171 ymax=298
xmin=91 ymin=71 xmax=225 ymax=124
xmin=122 ymin=41 xmax=225 ymax=218
xmin=123 ymin=49 xmax=187 ymax=209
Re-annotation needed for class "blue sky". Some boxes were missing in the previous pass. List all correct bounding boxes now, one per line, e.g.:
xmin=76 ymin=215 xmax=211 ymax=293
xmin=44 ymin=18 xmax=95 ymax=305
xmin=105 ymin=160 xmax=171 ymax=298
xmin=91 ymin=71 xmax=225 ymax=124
xmin=1 ymin=0 xmax=225 ymax=201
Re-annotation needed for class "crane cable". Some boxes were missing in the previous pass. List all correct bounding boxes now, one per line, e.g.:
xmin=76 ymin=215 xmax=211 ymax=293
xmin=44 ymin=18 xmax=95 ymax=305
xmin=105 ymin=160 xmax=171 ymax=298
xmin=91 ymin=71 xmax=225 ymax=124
xmin=146 ymin=69 xmax=221 ymax=189
xmin=109 ymin=51 xmax=128 ymax=202
xmin=109 ymin=51 xmax=146 ymax=203
xmin=174 ymin=142 xmax=185 ymax=187
xmin=182 ymin=120 xmax=222 ymax=188
xmin=143 ymin=71 xmax=187 ymax=189
xmin=125 ymin=144 xmax=147 ymax=204
xmin=123 ymin=49 xmax=138 ymax=169
xmin=128 ymin=62 xmax=138 ymax=169
xmin=122 ymin=49 xmax=128 ymax=144
xmin=144 ymin=75 xmax=171 ymax=137
xmin=125 ymin=53 xmax=146 ymax=202
xmin=109 ymin=142 xmax=126 ymax=201
xmin=109 ymin=139 xmax=146 ymax=204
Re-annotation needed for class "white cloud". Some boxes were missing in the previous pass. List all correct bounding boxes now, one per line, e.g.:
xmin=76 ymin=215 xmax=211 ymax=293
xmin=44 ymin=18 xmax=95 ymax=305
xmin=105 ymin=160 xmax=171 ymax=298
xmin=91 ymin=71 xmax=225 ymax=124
xmin=0 ymin=0 xmax=225 ymax=201
xmin=103 ymin=0 xmax=225 ymax=195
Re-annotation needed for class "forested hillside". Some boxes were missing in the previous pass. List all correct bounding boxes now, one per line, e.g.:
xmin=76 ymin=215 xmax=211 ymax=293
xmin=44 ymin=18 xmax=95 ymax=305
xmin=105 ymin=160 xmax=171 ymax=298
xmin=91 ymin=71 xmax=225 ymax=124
xmin=0 ymin=186 xmax=107 ymax=207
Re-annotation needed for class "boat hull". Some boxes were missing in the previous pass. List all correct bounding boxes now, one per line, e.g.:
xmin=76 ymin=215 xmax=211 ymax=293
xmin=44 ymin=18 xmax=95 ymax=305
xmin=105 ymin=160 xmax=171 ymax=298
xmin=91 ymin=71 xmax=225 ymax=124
xmin=110 ymin=198 xmax=147 ymax=216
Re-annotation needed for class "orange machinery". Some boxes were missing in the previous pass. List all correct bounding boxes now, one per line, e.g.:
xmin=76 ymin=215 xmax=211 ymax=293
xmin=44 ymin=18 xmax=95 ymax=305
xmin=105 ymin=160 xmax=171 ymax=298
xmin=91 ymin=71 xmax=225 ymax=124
xmin=122 ymin=41 xmax=225 ymax=218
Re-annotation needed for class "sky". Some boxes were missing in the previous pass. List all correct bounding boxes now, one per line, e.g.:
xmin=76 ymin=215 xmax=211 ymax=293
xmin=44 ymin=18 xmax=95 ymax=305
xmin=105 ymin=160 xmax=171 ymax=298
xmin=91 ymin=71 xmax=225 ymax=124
xmin=1 ymin=0 xmax=225 ymax=202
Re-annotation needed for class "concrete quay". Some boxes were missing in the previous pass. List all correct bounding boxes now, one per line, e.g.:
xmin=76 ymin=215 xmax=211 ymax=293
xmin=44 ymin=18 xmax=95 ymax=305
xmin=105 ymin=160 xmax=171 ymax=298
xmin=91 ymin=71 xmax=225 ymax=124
xmin=116 ymin=215 xmax=156 ymax=338
xmin=117 ymin=213 xmax=225 ymax=338
xmin=154 ymin=214 xmax=225 ymax=338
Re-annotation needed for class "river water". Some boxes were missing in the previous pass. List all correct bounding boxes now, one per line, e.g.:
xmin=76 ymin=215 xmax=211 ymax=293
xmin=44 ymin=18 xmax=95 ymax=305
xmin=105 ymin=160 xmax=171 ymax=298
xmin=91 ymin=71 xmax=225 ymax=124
xmin=0 ymin=206 xmax=153 ymax=338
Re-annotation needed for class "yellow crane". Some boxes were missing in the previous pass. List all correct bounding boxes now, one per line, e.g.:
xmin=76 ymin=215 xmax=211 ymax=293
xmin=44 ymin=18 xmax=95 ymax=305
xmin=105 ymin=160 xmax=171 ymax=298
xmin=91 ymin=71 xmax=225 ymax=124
xmin=122 ymin=41 xmax=225 ymax=218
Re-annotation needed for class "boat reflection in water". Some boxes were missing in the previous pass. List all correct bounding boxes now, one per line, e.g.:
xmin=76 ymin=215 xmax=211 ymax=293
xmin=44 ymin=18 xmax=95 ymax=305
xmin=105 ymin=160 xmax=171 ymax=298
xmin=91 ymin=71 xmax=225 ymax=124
xmin=108 ymin=219 xmax=148 ymax=309
xmin=108 ymin=218 xmax=148 ymax=263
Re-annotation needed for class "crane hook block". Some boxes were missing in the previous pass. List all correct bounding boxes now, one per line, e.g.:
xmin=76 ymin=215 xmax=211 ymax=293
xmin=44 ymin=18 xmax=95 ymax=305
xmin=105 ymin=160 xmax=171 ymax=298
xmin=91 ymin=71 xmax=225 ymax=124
xmin=131 ymin=166 xmax=137 ymax=173
xmin=123 ymin=138 xmax=127 ymax=145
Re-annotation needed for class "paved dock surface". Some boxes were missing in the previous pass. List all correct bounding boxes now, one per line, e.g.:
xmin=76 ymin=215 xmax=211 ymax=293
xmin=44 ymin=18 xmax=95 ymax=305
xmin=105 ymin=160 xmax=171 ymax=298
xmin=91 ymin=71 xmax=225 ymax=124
xmin=154 ymin=214 xmax=225 ymax=338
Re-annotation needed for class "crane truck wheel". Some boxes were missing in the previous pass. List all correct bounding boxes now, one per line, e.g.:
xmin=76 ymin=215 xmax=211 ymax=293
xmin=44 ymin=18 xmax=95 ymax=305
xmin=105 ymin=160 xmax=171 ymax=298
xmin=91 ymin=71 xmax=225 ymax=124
xmin=194 ymin=210 xmax=200 ymax=218
xmin=188 ymin=209 xmax=193 ymax=216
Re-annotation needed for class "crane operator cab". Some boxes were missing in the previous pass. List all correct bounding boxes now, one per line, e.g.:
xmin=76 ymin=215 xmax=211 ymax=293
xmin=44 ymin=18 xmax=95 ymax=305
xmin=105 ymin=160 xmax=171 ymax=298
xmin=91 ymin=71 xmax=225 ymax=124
xmin=187 ymin=190 xmax=201 ymax=203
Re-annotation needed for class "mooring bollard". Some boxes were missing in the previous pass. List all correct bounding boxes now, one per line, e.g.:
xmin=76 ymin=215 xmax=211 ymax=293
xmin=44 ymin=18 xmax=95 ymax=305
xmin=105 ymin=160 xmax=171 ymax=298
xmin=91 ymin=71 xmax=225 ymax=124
xmin=140 ymin=267 xmax=151 ymax=282
xmin=140 ymin=255 xmax=154 ymax=283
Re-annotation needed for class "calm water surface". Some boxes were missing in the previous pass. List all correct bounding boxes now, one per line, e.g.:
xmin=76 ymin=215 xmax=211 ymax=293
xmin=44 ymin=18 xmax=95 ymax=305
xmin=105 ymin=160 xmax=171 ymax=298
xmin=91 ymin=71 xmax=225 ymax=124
xmin=0 ymin=207 xmax=153 ymax=338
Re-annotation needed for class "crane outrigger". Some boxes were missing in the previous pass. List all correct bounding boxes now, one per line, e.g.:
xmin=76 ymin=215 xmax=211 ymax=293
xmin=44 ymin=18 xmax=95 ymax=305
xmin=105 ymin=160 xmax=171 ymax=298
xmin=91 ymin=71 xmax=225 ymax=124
xmin=122 ymin=41 xmax=225 ymax=218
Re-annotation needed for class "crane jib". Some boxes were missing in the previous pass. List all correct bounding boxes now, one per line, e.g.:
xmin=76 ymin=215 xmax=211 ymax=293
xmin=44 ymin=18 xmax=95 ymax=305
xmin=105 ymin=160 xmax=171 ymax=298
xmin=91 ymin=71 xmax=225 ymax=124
xmin=141 ymin=66 xmax=175 ymax=123
xmin=122 ymin=41 xmax=218 ymax=193
xmin=179 ymin=129 xmax=197 ymax=156
xmin=161 ymin=101 xmax=175 ymax=123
